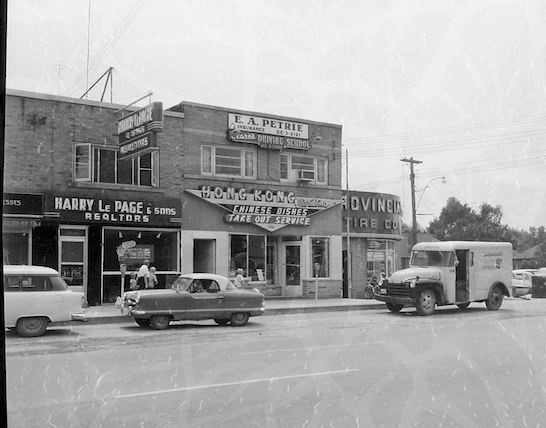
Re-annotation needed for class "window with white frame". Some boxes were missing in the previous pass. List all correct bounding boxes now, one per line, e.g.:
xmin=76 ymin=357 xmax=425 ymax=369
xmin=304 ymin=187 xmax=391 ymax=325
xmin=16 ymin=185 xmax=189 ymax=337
xmin=201 ymin=146 xmax=256 ymax=178
xmin=280 ymin=153 xmax=328 ymax=184
xmin=73 ymin=143 xmax=159 ymax=187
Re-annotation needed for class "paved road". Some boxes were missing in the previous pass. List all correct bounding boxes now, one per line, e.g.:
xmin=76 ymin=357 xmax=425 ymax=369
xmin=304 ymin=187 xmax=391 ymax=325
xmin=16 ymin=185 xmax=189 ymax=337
xmin=5 ymin=298 xmax=546 ymax=428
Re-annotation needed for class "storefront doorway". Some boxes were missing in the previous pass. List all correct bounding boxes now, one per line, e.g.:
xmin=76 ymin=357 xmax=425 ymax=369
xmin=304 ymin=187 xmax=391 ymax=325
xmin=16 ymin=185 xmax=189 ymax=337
xmin=194 ymin=239 xmax=216 ymax=273
xmin=282 ymin=242 xmax=302 ymax=297
xmin=59 ymin=226 xmax=88 ymax=304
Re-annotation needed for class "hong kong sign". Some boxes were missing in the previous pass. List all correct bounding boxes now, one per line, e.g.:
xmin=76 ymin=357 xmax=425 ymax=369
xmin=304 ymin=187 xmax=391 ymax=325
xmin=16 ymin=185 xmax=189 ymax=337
xmin=48 ymin=195 xmax=179 ymax=226
xmin=118 ymin=102 xmax=163 ymax=160
xmin=187 ymin=185 xmax=342 ymax=232
xmin=227 ymin=129 xmax=311 ymax=151
xmin=228 ymin=113 xmax=308 ymax=139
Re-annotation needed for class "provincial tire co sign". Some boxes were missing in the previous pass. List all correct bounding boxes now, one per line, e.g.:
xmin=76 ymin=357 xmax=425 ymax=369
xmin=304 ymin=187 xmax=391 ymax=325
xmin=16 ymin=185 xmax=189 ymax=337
xmin=187 ymin=185 xmax=342 ymax=232
xmin=117 ymin=102 xmax=163 ymax=160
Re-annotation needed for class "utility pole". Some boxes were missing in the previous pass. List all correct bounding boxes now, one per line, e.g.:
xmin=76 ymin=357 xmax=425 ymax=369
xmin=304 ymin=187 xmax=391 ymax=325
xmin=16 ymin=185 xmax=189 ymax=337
xmin=401 ymin=157 xmax=422 ymax=250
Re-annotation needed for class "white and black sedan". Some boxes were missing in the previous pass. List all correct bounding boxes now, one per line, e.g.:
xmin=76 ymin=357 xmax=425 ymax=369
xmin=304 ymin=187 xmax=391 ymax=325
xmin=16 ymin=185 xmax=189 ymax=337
xmin=118 ymin=273 xmax=265 ymax=329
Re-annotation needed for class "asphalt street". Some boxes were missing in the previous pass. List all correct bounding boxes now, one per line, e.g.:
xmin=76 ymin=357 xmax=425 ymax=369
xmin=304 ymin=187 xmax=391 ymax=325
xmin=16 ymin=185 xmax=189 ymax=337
xmin=5 ymin=298 xmax=546 ymax=428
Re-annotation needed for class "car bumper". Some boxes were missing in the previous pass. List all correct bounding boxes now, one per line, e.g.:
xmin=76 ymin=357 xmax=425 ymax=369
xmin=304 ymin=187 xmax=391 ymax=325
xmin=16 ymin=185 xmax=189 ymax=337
xmin=71 ymin=311 xmax=88 ymax=322
xmin=512 ymin=286 xmax=531 ymax=298
xmin=374 ymin=294 xmax=414 ymax=306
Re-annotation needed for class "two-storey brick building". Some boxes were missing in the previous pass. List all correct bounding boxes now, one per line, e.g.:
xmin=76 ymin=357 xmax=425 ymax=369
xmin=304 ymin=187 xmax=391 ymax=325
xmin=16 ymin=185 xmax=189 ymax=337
xmin=3 ymin=90 xmax=344 ymax=304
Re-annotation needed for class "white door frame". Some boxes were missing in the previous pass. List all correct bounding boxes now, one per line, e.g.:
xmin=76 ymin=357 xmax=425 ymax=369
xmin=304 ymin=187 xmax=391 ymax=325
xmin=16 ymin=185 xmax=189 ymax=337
xmin=58 ymin=225 xmax=88 ymax=305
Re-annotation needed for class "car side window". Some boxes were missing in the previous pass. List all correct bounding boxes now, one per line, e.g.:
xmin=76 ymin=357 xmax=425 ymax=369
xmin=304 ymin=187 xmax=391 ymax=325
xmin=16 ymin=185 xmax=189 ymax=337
xmin=190 ymin=280 xmax=204 ymax=293
xmin=4 ymin=276 xmax=20 ymax=291
xmin=208 ymin=281 xmax=220 ymax=293
xmin=21 ymin=276 xmax=53 ymax=291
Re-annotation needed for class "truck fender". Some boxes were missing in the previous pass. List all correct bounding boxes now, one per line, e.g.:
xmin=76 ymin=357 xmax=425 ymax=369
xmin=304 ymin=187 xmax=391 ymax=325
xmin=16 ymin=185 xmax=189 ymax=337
xmin=412 ymin=282 xmax=446 ymax=305
xmin=491 ymin=281 xmax=510 ymax=297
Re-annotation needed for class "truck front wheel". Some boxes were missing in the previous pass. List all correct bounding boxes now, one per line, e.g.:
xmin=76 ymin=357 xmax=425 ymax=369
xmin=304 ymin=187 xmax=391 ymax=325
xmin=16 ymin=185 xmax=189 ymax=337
xmin=486 ymin=285 xmax=504 ymax=311
xmin=386 ymin=302 xmax=404 ymax=313
xmin=416 ymin=289 xmax=436 ymax=316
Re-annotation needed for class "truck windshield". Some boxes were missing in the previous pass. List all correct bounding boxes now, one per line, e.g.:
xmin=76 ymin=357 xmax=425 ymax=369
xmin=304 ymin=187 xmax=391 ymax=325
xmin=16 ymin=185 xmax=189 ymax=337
xmin=410 ymin=250 xmax=456 ymax=267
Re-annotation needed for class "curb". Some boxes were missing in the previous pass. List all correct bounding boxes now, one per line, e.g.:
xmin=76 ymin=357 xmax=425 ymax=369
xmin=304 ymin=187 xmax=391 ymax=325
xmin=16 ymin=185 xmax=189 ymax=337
xmin=83 ymin=302 xmax=386 ymax=325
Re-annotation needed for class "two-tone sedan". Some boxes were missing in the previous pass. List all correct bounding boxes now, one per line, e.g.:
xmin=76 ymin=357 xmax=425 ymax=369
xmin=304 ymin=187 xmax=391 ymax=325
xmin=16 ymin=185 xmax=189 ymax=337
xmin=118 ymin=273 xmax=265 ymax=329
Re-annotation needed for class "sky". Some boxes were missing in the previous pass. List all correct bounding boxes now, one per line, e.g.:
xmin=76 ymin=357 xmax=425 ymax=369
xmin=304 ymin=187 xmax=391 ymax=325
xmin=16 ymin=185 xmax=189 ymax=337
xmin=6 ymin=0 xmax=546 ymax=231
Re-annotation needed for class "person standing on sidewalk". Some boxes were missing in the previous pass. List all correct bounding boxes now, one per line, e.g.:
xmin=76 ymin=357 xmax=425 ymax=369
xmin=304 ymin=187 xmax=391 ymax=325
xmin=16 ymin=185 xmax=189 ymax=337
xmin=136 ymin=259 xmax=150 ymax=289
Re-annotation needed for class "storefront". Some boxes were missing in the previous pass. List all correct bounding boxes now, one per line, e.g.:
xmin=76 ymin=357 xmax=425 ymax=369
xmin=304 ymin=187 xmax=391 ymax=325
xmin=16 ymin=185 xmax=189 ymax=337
xmin=342 ymin=191 xmax=403 ymax=298
xmin=2 ymin=193 xmax=44 ymax=265
xmin=182 ymin=185 xmax=343 ymax=298
xmin=42 ymin=193 xmax=182 ymax=305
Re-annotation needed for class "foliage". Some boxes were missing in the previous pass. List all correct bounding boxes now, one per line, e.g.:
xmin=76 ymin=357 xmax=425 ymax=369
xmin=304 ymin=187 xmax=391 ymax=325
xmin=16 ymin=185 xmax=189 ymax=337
xmin=427 ymin=197 xmax=546 ymax=266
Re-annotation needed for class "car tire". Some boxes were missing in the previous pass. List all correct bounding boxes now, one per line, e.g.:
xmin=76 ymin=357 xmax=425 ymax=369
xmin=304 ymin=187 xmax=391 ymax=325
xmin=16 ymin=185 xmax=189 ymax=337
xmin=16 ymin=317 xmax=49 ymax=337
xmin=149 ymin=315 xmax=170 ymax=330
xmin=214 ymin=319 xmax=229 ymax=326
xmin=416 ymin=289 xmax=436 ymax=316
xmin=486 ymin=285 xmax=504 ymax=311
xmin=386 ymin=303 xmax=404 ymax=313
xmin=230 ymin=312 xmax=249 ymax=327
xmin=457 ymin=303 xmax=470 ymax=310
xmin=134 ymin=318 xmax=150 ymax=327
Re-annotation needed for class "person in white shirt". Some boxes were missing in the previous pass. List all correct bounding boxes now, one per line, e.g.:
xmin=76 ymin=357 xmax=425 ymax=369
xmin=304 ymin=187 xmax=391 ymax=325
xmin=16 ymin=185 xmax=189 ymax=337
xmin=234 ymin=268 xmax=245 ymax=288
xmin=137 ymin=259 xmax=150 ymax=289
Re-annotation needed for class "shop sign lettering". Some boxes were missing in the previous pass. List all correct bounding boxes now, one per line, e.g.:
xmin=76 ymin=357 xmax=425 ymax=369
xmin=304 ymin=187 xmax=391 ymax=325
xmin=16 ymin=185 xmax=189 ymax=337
xmin=2 ymin=193 xmax=43 ymax=215
xmin=228 ymin=113 xmax=309 ymax=139
xmin=227 ymin=129 xmax=310 ymax=151
xmin=187 ymin=185 xmax=341 ymax=232
xmin=342 ymin=191 xmax=402 ymax=236
xmin=50 ymin=196 xmax=179 ymax=226
xmin=118 ymin=102 xmax=163 ymax=160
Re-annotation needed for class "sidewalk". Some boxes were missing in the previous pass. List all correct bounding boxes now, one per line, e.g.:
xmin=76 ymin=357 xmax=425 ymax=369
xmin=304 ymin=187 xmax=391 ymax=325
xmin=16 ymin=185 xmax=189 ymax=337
xmin=82 ymin=298 xmax=385 ymax=325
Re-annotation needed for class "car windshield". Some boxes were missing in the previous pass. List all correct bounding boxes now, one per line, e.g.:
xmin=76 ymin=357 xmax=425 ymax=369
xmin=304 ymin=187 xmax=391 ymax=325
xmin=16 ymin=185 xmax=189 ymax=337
xmin=410 ymin=250 xmax=456 ymax=267
xmin=171 ymin=277 xmax=193 ymax=291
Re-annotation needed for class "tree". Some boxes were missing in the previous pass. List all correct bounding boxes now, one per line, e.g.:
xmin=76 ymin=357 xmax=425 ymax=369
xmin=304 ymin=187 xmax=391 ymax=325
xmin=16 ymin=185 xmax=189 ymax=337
xmin=427 ymin=197 xmax=516 ymax=244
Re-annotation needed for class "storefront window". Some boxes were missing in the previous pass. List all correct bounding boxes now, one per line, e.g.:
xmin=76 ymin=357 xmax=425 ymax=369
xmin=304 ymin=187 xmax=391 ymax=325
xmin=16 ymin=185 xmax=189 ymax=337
xmin=266 ymin=237 xmax=277 ymax=285
xmin=367 ymin=240 xmax=396 ymax=282
xmin=102 ymin=228 xmax=179 ymax=302
xmin=311 ymin=237 xmax=329 ymax=277
xmin=230 ymin=234 xmax=267 ymax=281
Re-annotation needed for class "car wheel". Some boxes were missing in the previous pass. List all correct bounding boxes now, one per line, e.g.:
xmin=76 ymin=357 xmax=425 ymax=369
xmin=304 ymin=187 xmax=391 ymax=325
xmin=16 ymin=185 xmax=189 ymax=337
xmin=230 ymin=312 xmax=249 ymax=327
xmin=149 ymin=315 xmax=170 ymax=330
xmin=16 ymin=317 xmax=49 ymax=337
xmin=416 ymin=289 xmax=436 ymax=316
xmin=457 ymin=303 xmax=471 ymax=310
xmin=386 ymin=303 xmax=403 ymax=313
xmin=134 ymin=318 xmax=150 ymax=327
xmin=486 ymin=285 xmax=504 ymax=311
xmin=214 ymin=319 xmax=229 ymax=326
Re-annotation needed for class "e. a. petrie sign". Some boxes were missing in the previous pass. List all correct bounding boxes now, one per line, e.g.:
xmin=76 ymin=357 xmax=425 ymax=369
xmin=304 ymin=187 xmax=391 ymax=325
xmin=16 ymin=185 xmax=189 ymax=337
xmin=118 ymin=102 xmax=163 ymax=160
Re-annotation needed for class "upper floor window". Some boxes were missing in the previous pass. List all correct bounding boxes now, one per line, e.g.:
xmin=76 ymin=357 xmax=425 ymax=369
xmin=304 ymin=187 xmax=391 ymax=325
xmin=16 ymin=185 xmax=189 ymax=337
xmin=201 ymin=146 xmax=256 ymax=178
xmin=280 ymin=153 xmax=328 ymax=184
xmin=74 ymin=143 xmax=159 ymax=187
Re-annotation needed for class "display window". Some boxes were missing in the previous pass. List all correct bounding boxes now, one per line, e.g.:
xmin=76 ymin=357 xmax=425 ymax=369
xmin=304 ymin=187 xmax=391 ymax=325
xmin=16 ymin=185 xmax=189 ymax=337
xmin=229 ymin=234 xmax=271 ymax=282
xmin=366 ymin=239 xmax=395 ymax=282
xmin=101 ymin=228 xmax=180 ymax=302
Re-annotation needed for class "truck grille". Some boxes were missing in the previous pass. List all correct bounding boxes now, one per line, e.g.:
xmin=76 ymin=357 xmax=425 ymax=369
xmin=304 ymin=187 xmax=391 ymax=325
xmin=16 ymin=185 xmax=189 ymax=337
xmin=387 ymin=282 xmax=410 ymax=298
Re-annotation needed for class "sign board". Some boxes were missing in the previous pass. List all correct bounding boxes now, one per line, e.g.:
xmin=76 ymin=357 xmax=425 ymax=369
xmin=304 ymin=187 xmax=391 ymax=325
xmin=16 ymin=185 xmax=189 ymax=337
xmin=118 ymin=102 xmax=163 ymax=160
xmin=342 ymin=191 xmax=402 ymax=236
xmin=228 ymin=113 xmax=308 ymax=139
xmin=187 ymin=185 xmax=342 ymax=232
xmin=227 ymin=129 xmax=311 ymax=151
xmin=3 ymin=193 xmax=43 ymax=215
xmin=49 ymin=195 xmax=179 ymax=226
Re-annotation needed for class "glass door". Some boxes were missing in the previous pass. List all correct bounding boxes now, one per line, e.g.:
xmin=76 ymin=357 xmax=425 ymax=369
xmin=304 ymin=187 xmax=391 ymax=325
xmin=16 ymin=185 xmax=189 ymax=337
xmin=282 ymin=242 xmax=302 ymax=297
xmin=59 ymin=227 xmax=88 ymax=305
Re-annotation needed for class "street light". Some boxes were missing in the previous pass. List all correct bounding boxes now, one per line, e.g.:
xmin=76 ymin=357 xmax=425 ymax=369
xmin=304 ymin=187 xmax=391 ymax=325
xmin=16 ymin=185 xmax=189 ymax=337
xmin=416 ymin=176 xmax=447 ymax=214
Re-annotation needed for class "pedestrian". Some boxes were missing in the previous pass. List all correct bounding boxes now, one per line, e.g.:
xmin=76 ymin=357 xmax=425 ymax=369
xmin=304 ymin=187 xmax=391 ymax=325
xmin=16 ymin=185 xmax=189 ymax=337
xmin=137 ymin=259 xmax=150 ymax=289
xmin=234 ymin=268 xmax=245 ymax=288
xmin=148 ymin=266 xmax=158 ymax=289
xmin=129 ymin=272 xmax=137 ymax=290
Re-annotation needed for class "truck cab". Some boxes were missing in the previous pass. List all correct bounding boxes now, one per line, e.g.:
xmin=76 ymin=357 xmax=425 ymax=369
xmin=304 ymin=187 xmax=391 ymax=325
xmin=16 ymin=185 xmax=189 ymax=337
xmin=374 ymin=241 xmax=513 ymax=315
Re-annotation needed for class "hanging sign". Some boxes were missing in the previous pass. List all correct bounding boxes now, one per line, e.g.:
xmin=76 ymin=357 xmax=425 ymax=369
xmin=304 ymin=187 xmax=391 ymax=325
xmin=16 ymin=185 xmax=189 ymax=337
xmin=187 ymin=185 xmax=342 ymax=232
xmin=118 ymin=102 xmax=163 ymax=160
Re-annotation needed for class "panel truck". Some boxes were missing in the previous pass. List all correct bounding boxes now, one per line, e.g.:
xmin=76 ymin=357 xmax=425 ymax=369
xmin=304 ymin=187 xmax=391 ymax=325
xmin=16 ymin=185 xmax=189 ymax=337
xmin=374 ymin=241 xmax=513 ymax=316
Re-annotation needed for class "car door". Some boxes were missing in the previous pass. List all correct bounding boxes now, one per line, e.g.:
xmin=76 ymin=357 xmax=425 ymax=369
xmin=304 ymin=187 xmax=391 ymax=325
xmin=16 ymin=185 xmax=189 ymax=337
xmin=185 ymin=279 xmax=225 ymax=319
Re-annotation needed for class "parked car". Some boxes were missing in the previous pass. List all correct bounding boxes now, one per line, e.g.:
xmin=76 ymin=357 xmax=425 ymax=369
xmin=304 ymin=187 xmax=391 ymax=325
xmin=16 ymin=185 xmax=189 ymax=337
xmin=117 ymin=273 xmax=265 ymax=329
xmin=3 ymin=265 xmax=86 ymax=337
xmin=512 ymin=270 xmax=533 ymax=298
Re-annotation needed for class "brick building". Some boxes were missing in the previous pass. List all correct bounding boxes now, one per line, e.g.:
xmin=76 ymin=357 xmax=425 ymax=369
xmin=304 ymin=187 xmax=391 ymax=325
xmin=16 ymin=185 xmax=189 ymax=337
xmin=3 ymin=90 xmax=345 ymax=304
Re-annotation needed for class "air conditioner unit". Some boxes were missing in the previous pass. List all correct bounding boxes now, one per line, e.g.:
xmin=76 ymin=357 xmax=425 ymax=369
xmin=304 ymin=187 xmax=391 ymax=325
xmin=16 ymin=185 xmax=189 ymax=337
xmin=297 ymin=170 xmax=315 ymax=181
